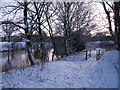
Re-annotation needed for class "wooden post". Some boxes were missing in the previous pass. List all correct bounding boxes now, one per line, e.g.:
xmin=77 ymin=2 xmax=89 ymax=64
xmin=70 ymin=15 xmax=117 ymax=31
xmin=96 ymin=49 xmax=101 ymax=60
xmin=89 ymin=49 xmax=91 ymax=58
xmin=85 ymin=50 xmax=88 ymax=60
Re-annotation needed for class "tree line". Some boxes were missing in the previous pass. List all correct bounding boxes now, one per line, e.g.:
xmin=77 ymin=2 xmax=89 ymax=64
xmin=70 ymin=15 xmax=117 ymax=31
xmin=101 ymin=1 xmax=120 ymax=50
xmin=0 ymin=0 xmax=119 ymax=66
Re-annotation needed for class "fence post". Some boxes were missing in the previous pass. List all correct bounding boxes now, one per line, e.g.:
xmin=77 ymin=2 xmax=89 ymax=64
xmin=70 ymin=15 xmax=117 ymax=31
xmin=96 ymin=49 xmax=101 ymax=60
xmin=89 ymin=49 xmax=91 ymax=58
xmin=85 ymin=50 xmax=88 ymax=60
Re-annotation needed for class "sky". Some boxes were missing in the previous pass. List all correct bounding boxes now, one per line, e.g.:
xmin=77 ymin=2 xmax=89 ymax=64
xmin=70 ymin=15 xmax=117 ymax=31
xmin=0 ymin=0 xmax=111 ymax=37
xmin=91 ymin=2 xmax=110 ymax=35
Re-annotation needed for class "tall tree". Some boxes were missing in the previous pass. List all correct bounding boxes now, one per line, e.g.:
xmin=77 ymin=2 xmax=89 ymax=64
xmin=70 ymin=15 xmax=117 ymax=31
xmin=114 ymin=2 xmax=120 ymax=50
xmin=23 ymin=0 xmax=35 ymax=65
xmin=0 ymin=0 xmax=35 ymax=65
xmin=56 ymin=1 xmax=95 ymax=54
xmin=101 ymin=1 xmax=120 ymax=50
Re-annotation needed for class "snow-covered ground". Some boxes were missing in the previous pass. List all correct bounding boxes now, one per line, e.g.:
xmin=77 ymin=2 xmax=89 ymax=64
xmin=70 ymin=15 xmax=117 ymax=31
xmin=1 ymin=50 xmax=118 ymax=88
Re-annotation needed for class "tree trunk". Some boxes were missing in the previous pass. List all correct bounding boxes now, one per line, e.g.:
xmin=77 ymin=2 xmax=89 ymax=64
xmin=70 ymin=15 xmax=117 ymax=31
xmin=26 ymin=42 xmax=35 ymax=65
xmin=33 ymin=2 xmax=47 ymax=63
xmin=45 ymin=6 xmax=59 ymax=61
xmin=102 ymin=2 xmax=118 ymax=49
xmin=114 ymin=2 xmax=120 ymax=50
xmin=102 ymin=2 xmax=114 ymax=37
xmin=24 ymin=0 xmax=35 ymax=65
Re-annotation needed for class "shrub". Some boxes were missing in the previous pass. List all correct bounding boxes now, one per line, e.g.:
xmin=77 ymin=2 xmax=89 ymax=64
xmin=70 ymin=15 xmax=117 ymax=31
xmin=71 ymin=31 xmax=85 ymax=52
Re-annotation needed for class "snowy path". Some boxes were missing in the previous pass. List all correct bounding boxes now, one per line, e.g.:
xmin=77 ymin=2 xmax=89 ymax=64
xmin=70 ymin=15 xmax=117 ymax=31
xmin=1 ymin=50 xmax=118 ymax=88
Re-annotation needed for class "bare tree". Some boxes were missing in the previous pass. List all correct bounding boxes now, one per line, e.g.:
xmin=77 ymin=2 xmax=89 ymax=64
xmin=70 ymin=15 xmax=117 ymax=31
xmin=23 ymin=0 xmax=35 ymax=65
xmin=32 ymin=2 xmax=49 ymax=64
xmin=2 ymin=24 xmax=13 ymax=64
xmin=0 ymin=1 xmax=97 ymax=64
xmin=44 ymin=3 xmax=60 ymax=60
xmin=114 ymin=2 xmax=120 ymax=50
xmin=0 ymin=1 xmax=53 ymax=64
xmin=55 ymin=1 xmax=95 ymax=54
xmin=101 ymin=1 xmax=120 ymax=50
xmin=0 ymin=0 xmax=35 ymax=65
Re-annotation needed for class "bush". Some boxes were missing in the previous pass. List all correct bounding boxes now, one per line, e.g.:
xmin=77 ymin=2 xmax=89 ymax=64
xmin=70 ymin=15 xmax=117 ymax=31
xmin=99 ymin=41 xmax=116 ymax=50
xmin=71 ymin=31 xmax=85 ymax=52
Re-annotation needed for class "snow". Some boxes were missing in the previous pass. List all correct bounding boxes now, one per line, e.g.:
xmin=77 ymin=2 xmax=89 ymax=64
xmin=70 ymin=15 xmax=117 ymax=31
xmin=0 ymin=41 xmax=53 ymax=52
xmin=86 ymin=41 xmax=101 ymax=49
xmin=22 ymin=38 xmax=30 ymax=42
xmin=86 ymin=41 xmax=114 ymax=50
xmin=1 ymin=50 xmax=118 ymax=88
xmin=0 ymin=42 xmax=26 ymax=51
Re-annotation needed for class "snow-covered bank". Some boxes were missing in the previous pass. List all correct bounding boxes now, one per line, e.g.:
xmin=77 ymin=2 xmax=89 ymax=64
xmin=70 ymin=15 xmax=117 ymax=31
xmin=86 ymin=41 xmax=114 ymax=49
xmin=0 ymin=42 xmax=26 ymax=51
xmin=0 ymin=42 xmax=53 ymax=52
xmin=1 ymin=50 xmax=118 ymax=88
